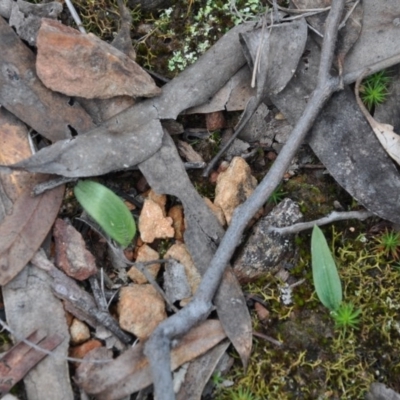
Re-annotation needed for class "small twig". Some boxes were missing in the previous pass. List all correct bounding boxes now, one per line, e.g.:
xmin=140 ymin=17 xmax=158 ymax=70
xmin=145 ymin=2 xmax=346 ymax=399
xmin=252 ymin=331 xmax=282 ymax=347
xmin=89 ymin=276 xmax=108 ymax=311
xmin=269 ymin=210 xmax=373 ymax=235
xmin=64 ymin=0 xmax=86 ymax=33
xmin=338 ymin=0 xmax=360 ymax=30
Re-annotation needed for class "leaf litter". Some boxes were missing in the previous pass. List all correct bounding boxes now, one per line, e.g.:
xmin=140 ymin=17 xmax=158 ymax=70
xmin=1 ymin=0 xmax=400 ymax=399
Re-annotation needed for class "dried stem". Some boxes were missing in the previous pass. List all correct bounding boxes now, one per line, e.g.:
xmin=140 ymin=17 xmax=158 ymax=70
xmin=269 ymin=210 xmax=373 ymax=235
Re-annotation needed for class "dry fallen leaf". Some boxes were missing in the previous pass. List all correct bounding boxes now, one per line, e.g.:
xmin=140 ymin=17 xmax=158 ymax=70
xmin=0 ymin=107 xmax=64 ymax=285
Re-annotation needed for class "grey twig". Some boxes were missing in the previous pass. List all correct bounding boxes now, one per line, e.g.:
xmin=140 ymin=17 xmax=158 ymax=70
xmin=269 ymin=210 xmax=374 ymax=235
xmin=145 ymin=1 xmax=346 ymax=399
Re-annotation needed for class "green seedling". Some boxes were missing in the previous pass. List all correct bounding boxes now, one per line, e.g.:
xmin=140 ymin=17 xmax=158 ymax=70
xmin=267 ymin=185 xmax=287 ymax=205
xmin=74 ymin=180 xmax=136 ymax=248
xmin=228 ymin=387 xmax=259 ymax=400
xmin=311 ymin=225 xmax=361 ymax=331
xmin=360 ymin=70 xmax=390 ymax=110
xmin=373 ymin=229 xmax=400 ymax=260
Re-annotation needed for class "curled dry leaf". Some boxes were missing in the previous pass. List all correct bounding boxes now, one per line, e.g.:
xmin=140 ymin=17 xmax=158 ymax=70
xmin=76 ymin=320 xmax=226 ymax=399
xmin=0 ymin=108 xmax=64 ymax=285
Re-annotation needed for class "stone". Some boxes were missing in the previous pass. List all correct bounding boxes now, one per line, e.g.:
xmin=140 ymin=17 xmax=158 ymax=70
xmin=69 ymin=339 xmax=102 ymax=360
xmin=203 ymin=197 xmax=226 ymax=227
xmin=118 ymin=284 xmax=166 ymax=340
xmin=138 ymin=198 xmax=174 ymax=243
xmin=214 ymin=157 xmax=257 ymax=224
xmin=233 ymin=198 xmax=303 ymax=283
xmin=36 ymin=19 xmax=161 ymax=99
xmin=163 ymin=259 xmax=191 ymax=303
xmin=168 ymin=205 xmax=185 ymax=240
xmin=69 ymin=318 xmax=91 ymax=345
xmin=53 ymin=218 xmax=97 ymax=280
xmin=164 ymin=243 xmax=201 ymax=294
xmin=206 ymin=111 xmax=226 ymax=131
xmin=127 ymin=244 xmax=160 ymax=284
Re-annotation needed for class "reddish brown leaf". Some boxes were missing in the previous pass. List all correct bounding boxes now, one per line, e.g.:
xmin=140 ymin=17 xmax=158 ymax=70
xmin=0 ymin=107 xmax=64 ymax=285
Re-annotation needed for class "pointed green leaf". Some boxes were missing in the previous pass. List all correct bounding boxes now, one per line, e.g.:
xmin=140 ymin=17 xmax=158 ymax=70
xmin=311 ymin=225 xmax=342 ymax=311
xmin=74 ymin=180 xmax=136 ymax=248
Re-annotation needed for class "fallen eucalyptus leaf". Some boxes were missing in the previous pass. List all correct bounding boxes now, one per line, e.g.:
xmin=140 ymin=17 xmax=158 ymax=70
xmin=74 ymin=180 xmax=136 ymax=248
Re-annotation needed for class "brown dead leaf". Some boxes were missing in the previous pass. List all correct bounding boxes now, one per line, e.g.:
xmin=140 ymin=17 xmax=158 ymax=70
xmin=36 ymin=18 xmax=161 ymax=99
xmin=0 ymin=107 xmax=64 ymax=285
xmin=0 ymin=330 xmax=64 ymax=392
xmin=75 ymin=319 xmax=226 ymax=399
xmin=0 ymin=17 xmax=94 ymax=142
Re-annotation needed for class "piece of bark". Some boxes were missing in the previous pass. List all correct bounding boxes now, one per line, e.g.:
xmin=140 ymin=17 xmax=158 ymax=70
xmin=0 ymin=330 xmax=64 ymax=393
xmin=54 ymin=218 xmax=97 ymax=281
xmin=0 ymin=16 xmax=94 ymax=142
xmin=0 ymin=108 xmax=64 ymax=285
xmin=75 ymin=319 xmax=226 ymax=399
xmin=163 ymin=259 xmax=192 ymax=303
xmin=3 ymin=264 xmax=73 ymax=400
xmin=36 ymin=19 xmax=160 ymax=99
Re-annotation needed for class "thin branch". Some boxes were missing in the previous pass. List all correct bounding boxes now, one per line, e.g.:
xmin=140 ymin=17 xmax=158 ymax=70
xmin=65 ymin=0 xmax=86 ymax=34
xmin=145 ymin=2 xmax=346 ymax=399
xmin=269 ymin=210 xmax=374 ymax=235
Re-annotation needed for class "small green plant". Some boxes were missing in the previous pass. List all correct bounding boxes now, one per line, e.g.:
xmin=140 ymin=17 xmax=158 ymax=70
xmin=74 ymin=180 xmax=136 ymax=248
xmin=331 ymin=302 xmax=361 ymax=330
xmin=373 ymin=229 xmax=400 ymax=260
xmin=311 ymin=225 xmax=361 ymax=331
xmin=360 ymin=70 xmax=390 ymax=110
xmin=228 ymin=387 xmax=259 ymax=400
xmin=267 ymin=185 xmax=287 ymax=205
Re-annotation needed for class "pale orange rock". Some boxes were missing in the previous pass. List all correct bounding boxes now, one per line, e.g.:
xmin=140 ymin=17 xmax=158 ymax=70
xmin=214 ymin=157 xmax=257 ymax=224
xmin=139 ymin=198 xmax=174 ymax=243
xmin=36 ymin=19 xmax=161 ymax=99
xmin=69 ymin=339 xmax=102 ymax=360
xmin=147 ymin=190 xmax=167 ymax=209
xmin=127 ymin=244 xmax=160 ymax=284
xmin=118 ymin=285 xmax=166 ymax=340
xmin=168 ymin=205 xmax=185 ymax=240
xmin=165 ymin=243 xmax=201 ymax=294
xmin=203 ymin=197 xmax=226 ymax=227
xmin=69 ymin=318 xmax=91 ymax=345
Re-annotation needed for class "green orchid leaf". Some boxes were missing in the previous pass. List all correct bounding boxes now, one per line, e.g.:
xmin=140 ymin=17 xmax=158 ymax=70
xmin=311 ymin=225 xmax=342 ymax=311
xmin=74 ymin=180 xmax=136 ymax=248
